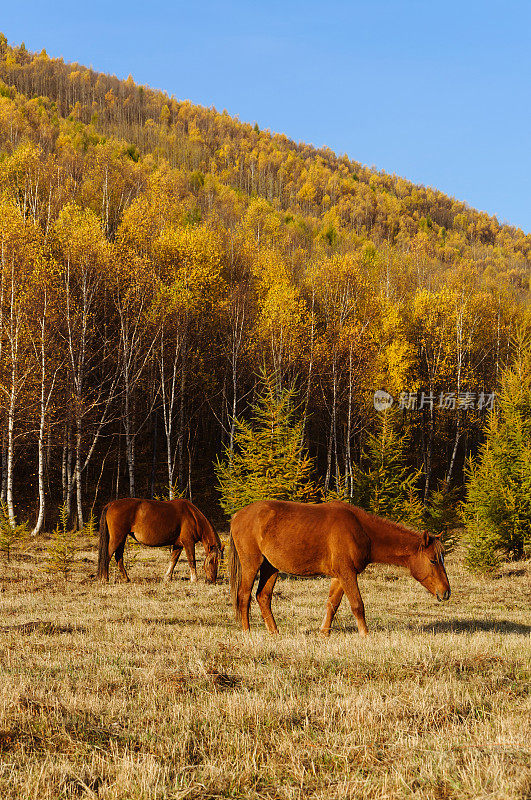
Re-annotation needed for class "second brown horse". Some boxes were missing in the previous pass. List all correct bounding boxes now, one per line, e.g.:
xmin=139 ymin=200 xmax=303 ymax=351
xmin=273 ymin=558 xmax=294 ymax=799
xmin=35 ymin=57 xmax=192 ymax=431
xmin=229 ymin=499 xmax=450 ymax=635
xmin=98 ymin=498 xmax=222 ymax=584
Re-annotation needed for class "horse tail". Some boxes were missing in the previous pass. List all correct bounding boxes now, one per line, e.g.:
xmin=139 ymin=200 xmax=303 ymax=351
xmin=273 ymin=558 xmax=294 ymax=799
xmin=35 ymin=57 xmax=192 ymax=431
xmin=228 ymin=528 xmax=242 ymax=620
xmin=97 ymin=504 xmax=111 ymax=581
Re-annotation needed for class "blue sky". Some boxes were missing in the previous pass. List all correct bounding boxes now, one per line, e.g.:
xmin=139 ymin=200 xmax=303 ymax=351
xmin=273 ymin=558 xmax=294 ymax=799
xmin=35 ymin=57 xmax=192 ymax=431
xmin=3 ymin=0 xmax=531 ymax=231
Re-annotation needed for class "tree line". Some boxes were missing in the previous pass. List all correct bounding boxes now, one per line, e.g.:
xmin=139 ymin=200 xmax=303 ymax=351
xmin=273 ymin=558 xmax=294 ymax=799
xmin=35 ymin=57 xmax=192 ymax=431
xmin=0 ymin=36 xmax=528 ymax=562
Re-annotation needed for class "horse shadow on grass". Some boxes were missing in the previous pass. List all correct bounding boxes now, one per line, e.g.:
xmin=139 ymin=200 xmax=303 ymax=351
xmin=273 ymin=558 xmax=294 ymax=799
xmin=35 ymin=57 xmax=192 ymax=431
xmin=326 ymin=619 xmax=531 ymax=636
xmin=141 ymin=616 xmax=228 ymax=628
xmin=419 ymin=619 xmax=531 ymax=636
xmin=0 ymin=621 xmax=87 ymax=635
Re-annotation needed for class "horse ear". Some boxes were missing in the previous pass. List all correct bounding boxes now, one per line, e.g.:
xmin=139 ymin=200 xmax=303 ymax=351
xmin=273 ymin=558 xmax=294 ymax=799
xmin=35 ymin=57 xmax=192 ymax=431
xmin=422 ymin=531 xmax=430 ymax=547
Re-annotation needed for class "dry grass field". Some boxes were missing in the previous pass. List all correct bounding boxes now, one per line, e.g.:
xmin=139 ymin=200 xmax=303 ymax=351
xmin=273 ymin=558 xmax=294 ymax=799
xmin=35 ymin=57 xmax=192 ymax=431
xmin=0 ymin=534 xmax=529 ymax=800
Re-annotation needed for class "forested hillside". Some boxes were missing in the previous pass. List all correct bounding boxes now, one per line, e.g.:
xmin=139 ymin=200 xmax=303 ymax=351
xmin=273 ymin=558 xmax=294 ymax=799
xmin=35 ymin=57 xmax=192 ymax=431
xmin=0 ymin=35 xmax=528 ymax=530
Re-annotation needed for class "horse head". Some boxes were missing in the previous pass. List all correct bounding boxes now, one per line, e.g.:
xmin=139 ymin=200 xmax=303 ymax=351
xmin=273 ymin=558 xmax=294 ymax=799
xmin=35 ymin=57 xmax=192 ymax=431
xmin=408 ymin=532 xmax=450 ymax=602
xmin=204 ymin=542 xmax=224 ymax=583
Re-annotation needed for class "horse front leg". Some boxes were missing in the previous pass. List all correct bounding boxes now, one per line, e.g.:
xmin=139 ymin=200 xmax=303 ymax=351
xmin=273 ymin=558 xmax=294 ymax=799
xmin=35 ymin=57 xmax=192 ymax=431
xmin=163 ymin=545 xmax=183 ymax=583
xmin=182 ymin=542 xmax=198 ymax=582
xmin=338 ymin=569 xmax=368 ymax=636
xmin=319 ymin=578 xmax=344 ymax=637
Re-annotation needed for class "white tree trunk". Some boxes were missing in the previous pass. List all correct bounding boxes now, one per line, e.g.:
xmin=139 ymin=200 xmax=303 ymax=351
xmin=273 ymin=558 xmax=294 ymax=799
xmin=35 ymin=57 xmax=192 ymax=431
xmin=6 ymin=364 xmax=16 ymax=526
xmin=124 ymin=372 xmax=135 ymax=496
xmin=159 ymin=327 xmax=181 ymax=499
xmin=32 ymin=384 xmax=46 ymax=535
xmin=75 ymin=415 xmax=83 ymax=529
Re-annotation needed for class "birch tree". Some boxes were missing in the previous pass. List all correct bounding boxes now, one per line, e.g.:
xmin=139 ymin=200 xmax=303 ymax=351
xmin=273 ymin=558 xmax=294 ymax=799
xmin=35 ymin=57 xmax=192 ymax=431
xmin=114 ymin=252 xmax=157 ymax=496
xmin=0 ymin=201 xmax=38 ymax=525
xmin=309 ymin=255 xmax=372 ymax=494
xmin=27 ymin=257 xmax=62 ymax=535
xmin=152 ymin=224 xmax=224 ymax=496
xmin=53 ymin=204 xmax=116 ymax=527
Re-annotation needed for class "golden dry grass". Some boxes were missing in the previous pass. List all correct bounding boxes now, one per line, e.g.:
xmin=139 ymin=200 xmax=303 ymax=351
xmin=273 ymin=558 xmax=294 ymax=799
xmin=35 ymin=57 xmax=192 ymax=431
xmin=0 ymin=536 xmax=529 ymax=799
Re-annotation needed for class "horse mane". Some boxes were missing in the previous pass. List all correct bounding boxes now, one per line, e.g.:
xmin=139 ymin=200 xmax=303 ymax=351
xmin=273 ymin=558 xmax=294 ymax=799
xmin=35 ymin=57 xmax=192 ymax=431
xmin=352 ymin=506 xmax=445 ymax=560
xmin=353 ymin=506 xmax=421 ymax=537
xmin=187 ymin=502 xmax=221 ymax=549
xmin=428 ymin=537 xmax=445 ymax=561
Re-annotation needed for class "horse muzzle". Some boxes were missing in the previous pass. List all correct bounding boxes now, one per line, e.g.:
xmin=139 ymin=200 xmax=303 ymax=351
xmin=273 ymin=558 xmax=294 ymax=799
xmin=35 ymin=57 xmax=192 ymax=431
xmin=436 ymin=589 xmax=451 ymax=602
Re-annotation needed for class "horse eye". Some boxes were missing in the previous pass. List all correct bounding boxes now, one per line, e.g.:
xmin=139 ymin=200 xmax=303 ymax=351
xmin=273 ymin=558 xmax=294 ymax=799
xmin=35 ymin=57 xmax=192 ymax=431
xmin=429 ymin=559 xmax=437 ymax=565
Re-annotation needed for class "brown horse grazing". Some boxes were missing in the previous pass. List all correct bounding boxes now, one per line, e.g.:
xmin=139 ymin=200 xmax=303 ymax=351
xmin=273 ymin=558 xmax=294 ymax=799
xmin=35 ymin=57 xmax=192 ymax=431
xmin=97 ymin=498 xmax=222 ymax=584
xmin=229 ymin=500 xmax=450 ymax=636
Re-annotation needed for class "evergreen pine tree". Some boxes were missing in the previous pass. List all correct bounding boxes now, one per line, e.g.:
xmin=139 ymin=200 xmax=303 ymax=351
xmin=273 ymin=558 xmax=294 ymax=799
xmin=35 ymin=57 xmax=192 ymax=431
xmin=82 ymin=510 xmax=97 ymax=538
xmin=216 ymin=369 xmax=317 ymax=516
xmin=422 ymin=481 xmax=461 ymax=551
xmin=44 ymin=502 xmax=78 ymax=582
xmin=463 ymin=332 xmax=531 ymax=572
xmin=350 ymin=410 xmax=424 ymax=527
xmin=0 ymin=501 xmax=28 ymax=562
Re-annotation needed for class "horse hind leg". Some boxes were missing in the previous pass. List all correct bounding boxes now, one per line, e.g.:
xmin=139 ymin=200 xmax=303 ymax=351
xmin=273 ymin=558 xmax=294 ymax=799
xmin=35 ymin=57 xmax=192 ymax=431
xmin=255 ymin=559 xmax=279 ymax=635
xmin=319 ymin=578 xmax=345 ymax=638
xmin=105 ymin=519 xmax=130 ymax=583
xmin=237 ymin=556 xmax=262 ymax=635
xmin=114 ymin=542 xmax=130 ymax=583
